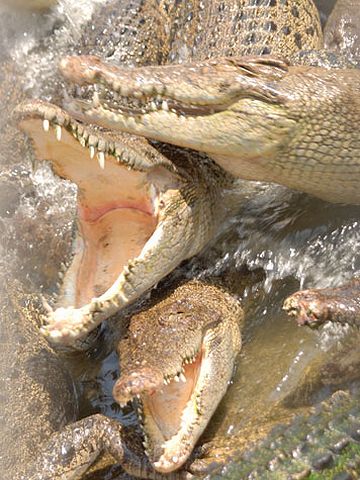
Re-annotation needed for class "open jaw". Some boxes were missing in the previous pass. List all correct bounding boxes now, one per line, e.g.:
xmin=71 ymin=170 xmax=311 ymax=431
xmin=112 ymin=282 xmax=242 ymax=473
xmin=59 ymin=54 xmax=291 ymax=161
xmin=16 ymin=99 xmax=198 ymax=344
xmin=114 ymin=349 xmax=205 ymax=473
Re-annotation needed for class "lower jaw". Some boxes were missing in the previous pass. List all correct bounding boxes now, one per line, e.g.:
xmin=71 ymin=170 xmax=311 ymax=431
xmin=58 ymin=204 xmax=156 ymax=308
xmin=142 ymin=356 xmax=203 ymax=472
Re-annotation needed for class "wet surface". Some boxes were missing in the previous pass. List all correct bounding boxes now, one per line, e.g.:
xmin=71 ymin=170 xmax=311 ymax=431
xmin=0 ymin=0 xmax=359 ymax=478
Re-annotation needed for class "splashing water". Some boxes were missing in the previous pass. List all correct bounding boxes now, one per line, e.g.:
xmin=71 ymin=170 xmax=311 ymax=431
xmin=1 ymin=0 xmax=359 ymax=474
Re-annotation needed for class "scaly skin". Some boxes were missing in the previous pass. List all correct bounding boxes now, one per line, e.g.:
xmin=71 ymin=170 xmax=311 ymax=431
xmin=4 ymin=278 xmax=241 ymax=479
xmin=59 ymin=0 xmax=360 ymax=205
xmin=16 ymin=99 xmax=231 ymax=344
xmin=0 ymin=277 xmax=75 ymax=480
xmin=113 ymin=280 xmax=243 ymax=473
xmin=0 ymin=276 xmax=197 ymax=479
xmin=15 ymin=0 xmax=237 ymax=344
xmin=209 ymin=388 xmax=360 ymax=480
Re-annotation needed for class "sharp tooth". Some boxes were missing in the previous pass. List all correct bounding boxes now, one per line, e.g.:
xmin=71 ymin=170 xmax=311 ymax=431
xmin=43 ymin=119 xmax=50 ymax=132
xmin=136 ymin=394 xmax=141 ymax=399
xmin=89 ymin=145 xmax=96 ymax=159
xmin=162 ymin=100 xmax=169 ymax=111
xmin=150 ymin=101 xmax=156 ymax=111
xmin=93 ymin=90 xmax=100 ymax=107
xmin=180 ymin=373 xmax=186 ymax=383
xmin=97 ymin=151 xmax=105 ymax=169
xmin=55 ymin=125 xmax=62 ymax=141
xmin=174 ymin=375 xmax=180 ymax=382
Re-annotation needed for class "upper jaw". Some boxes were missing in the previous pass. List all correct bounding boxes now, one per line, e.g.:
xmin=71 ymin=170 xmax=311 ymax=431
xmin=59 ymin=54 xmax=289 ymax=117
xmin=16 ymin=100 xmax=190 ymax=344
xmin=111 ymin=280 xmax=242 ymax=473
xmin=113 ymin=342 xmax=204 ymax=473
xmin=58 ymin=54 xmax=291 ymax=163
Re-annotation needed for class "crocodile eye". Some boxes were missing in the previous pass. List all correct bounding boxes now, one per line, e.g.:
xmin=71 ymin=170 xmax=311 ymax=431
xmin=158 ymin=312 xmax=176 ymax=325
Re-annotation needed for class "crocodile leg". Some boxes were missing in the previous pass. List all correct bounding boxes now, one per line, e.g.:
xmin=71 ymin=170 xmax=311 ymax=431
xmin=283 ymin=279 xmax=360 ymax=327
xmin=24 ymin=414 xmax=191 ymax=480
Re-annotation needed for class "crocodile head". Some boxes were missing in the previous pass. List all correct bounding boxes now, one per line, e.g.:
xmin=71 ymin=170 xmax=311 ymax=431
xmin=17 ymin=100 xmax=222 ymax=343
xmin=60 ymin=54 xmax=360 ymax=204
xmin=60 ymin=54 xmax=292 ymax=167
xmin=113 ymin=281 xmax=242 ymax=473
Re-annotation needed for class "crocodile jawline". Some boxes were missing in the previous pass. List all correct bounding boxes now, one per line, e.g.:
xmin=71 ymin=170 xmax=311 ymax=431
xmin=17 ymin=100 xmax=179 ymax=343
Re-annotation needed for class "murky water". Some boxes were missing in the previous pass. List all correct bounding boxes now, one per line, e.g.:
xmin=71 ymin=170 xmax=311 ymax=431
xmin=1 ymin=0 xmax=360 ymax=478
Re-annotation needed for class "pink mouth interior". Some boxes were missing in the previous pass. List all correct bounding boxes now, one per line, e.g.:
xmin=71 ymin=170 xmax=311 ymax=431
xmin=20 ymin=118 xmax=157 ymax=307
xmin=142 ymin=349 xmax=203 ymax=441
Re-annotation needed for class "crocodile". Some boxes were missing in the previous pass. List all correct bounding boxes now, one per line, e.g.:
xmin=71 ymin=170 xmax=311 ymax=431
xmin=7 ymin=269 xmax=360 ymax=480
xmin=15 ymin=0 xmax=235 ymax=344
xmin=6 ymin=1 xmax=360 ymax=478
xmin=59 ymin=0 xmax=360 ymax=206
xmin=17 ymin=101 xmax=228 ymax=344
xmin=113 ymin=279 xmax=242 ymax=474
xmin=0 ymin=273 xmax=243 ymax=479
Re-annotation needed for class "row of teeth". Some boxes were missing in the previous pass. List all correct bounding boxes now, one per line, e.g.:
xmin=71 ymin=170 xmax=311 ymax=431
xmin=118 ymin=352 xmax=198 ymax=405
xmin=135 ymin=400 xmax=151 ymax=454
xmin=42 ymin=118 xmax=132 ymax=170
xmin=94 ymin=84 xmax=187 ymax=116
xmin=91 ymin=85 xmax=174 ymax=114
xmin=163 ymin=371 xmax=187 ymax=385
xmin=101 ymin=97 xmax=177 ymax=115
xmin=104 ymin=77 xmax=167 ymax=98
xmin=118 ymin=393 xmax=142 ymax=409
xmin=162 ymin=352 xmax=198 ymax=385
xmin=91 ymin=92 xmax=216 ymax=118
